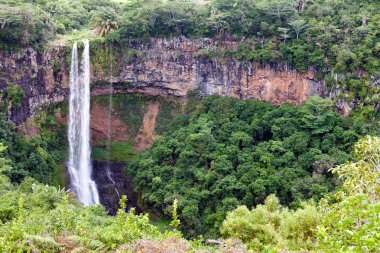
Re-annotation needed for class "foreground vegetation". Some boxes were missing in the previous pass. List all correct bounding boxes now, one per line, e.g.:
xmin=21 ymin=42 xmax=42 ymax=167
xmin=222 ymin=135 xmax=380 ymax=252
xmin=0 ymin=174 xmax=164 ymax=251
xmin=1 ymin=135 xmax=379 ymax=252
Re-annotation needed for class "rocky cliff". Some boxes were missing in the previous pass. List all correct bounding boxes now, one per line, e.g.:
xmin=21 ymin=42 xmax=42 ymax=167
xmin=0 ymin=37 xmax=324 ymax=124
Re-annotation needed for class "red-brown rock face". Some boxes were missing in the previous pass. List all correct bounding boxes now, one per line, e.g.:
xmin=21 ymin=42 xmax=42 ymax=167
xmin=96 ymin=37 xmax=322 ymax=105
xmin=134 ymin=101 xmax=159 ymax=152
xmin=90 ymin=102 xmax=129 ymax=144
xmin=52 ymin=101 xmax=159 ymax=151
xmin=0 ymin=37 xmax=324 ymax=124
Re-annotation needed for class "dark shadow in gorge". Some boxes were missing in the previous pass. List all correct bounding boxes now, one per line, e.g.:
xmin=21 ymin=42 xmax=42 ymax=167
xmin=92 ymin=160 xmax=140 ymax=215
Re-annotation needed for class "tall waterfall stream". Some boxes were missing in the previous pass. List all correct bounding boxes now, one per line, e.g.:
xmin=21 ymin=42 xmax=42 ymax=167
xmin=67 ymin=40 xmax=100 ymax=205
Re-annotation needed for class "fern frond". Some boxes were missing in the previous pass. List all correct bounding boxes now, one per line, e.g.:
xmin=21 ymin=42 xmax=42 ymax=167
xmin=25 ymin=235 xmax=62 ymax=251
xmin=67 ymin=235 xmax=83 ymax=244
xmin=86 ymin=239 xmax=105 ymax=250
xmin=71 ymin=246 xmax=88 ymax=253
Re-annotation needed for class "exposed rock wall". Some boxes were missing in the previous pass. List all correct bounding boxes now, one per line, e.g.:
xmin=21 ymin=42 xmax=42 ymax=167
xmin=134 ymin=101 xmax=160 ymax=152
xmin=0 ymin=46 xmax=69 ymax=124
xmin=92 ymin=160 xmax=138 ymax=214
xmin=90 ymin=102 xmax=130 ymax=144
xmin=0 ymin=37 xmax=324 ymax=124
xmin=104 ymin=37 xmax=322 ymax=104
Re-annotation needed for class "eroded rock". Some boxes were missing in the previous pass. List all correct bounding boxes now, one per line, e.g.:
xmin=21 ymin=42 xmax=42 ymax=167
xmin=0 ymin=37 xmax=325 ymax=125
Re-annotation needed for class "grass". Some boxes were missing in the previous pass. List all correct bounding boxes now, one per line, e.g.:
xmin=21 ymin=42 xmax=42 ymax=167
xmin=94 ymin=94 xmax=147 ymax=136
xmin=92 ymin=140 xmax=135 ymax=162
xmin=151 ymin=218 xmax=172 ymax=233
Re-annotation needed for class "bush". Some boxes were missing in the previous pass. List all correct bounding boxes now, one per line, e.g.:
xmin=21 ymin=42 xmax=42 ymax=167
xmin=220 ymin=195 xmax=321 ymax=251
xmin=0 ymin=177 xmax=162 ymax=252
xmin=6 ymin=84 xmax=24 ymax=109
xmin=316 ymin=136 xmax=380 ymax=252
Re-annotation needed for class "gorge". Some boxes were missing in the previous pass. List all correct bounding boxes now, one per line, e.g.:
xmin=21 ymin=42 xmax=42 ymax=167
xmin=0 ymin=37 xmax=363 ymax=213
xmin=1 ymin=0 xmax=379 ymax=251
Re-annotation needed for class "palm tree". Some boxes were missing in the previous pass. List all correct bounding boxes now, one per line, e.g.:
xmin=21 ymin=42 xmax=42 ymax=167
xmin=90 ymin=7 xmax=118 ymax=37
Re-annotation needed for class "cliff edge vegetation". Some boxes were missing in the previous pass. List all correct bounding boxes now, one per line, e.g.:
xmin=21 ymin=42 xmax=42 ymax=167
xmin=1 ymin=0 xmax=379 ymax=109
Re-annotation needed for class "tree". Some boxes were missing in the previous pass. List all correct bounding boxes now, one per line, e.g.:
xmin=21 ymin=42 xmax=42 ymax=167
xmin=90 ymin=7 xmax=119 ymax=37
xmin=257 ymin=0 xmax=295 ymax=20
xmin=0 ymin=143 xmax=11 ymax=175
xmin=130 ymin=96 xmax=359 ymax=238
xmin=206 ymin=7 xmax=229 ymax=35
xmin=0 ymin=3 xmax=55 ymax=48
xmin=334 ymin=49 xmax=359 ymax=73
xmin=288 ymin=18 xmax=307 ymax=39
xmin=317 ymin=136 xmax=380 ymax=252
xmin=170 ymin=198 xmax=180 ymax=229
xmin=278 ymin=27 xmax=291 ymax=42
xmin=297 ymin=0 xmax=314 ymax=13
xmin=331 ymin=136 xmax=380 ymax=199
xmin=220 ymin=195 xmax=321 ymax=251
xmin=0 ymin=6 xmax=21 ymax=29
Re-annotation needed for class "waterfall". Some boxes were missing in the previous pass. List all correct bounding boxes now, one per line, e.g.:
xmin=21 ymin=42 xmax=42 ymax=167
xmin=105 ymin=44 xmax=119 ymax=198
xmin=106 ymin=43 xmax=114 ymax=182
xmin=67 ymin=40 xmax=100 ymax=206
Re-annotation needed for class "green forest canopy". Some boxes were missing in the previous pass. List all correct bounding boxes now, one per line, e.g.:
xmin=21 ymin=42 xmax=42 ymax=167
xmin=128 ymin=95 xmax=376 ymax=237
xmin=1 ymin=0 xmax=379 ymax=76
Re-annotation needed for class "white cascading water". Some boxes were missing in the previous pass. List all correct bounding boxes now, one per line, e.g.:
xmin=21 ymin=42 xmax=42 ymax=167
xmin=105 ymin=44 xmax=120 ymax=198
xmin=106 ymin=43 xmax=115 ymax=184
xmin=67 ymin=40 xmax=100 ymax=206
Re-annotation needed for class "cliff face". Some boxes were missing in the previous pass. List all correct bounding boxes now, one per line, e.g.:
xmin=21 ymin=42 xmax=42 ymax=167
xmin=0 ymin=46 xmax=70 ymax=123
xmin=0 ymin=37 xmax=324 ymax=124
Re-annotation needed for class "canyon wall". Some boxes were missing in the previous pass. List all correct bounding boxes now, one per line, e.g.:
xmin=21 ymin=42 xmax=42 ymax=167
xmin=0 ymin=37 xmax=324 ymax=124
xmin=0 ymin=37 xmax=325 ymax=212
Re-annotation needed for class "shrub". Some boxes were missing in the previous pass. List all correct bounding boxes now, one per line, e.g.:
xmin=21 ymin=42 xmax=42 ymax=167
xmin=316 ymin=136 xmax=380 ymax=252
xmin=220 ymin=195 xmax=321 ymax=251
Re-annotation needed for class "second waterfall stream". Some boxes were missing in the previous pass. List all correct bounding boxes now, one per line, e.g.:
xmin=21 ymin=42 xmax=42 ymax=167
xmin=67 ymin=40 xmax=100 ymax=206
